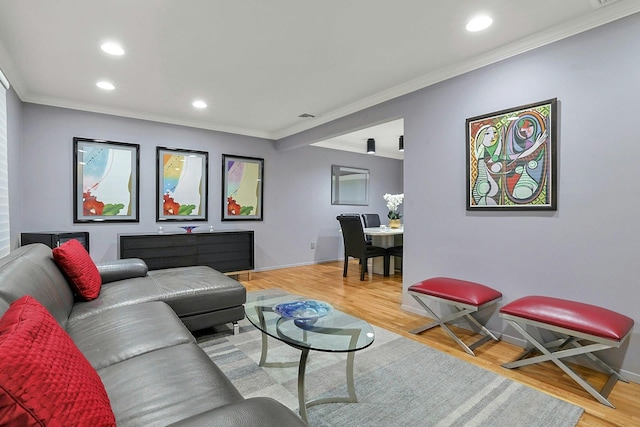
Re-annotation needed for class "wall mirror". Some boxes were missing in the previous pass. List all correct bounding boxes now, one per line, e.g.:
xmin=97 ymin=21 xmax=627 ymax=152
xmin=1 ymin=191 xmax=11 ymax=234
xmin=331 ymin=165 xmax=369 ymax=205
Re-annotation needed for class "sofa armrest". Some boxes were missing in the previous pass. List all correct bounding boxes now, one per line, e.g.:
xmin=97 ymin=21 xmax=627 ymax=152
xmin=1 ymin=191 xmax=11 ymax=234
xmin=96 ymin=258 xmax=149 ymax=284
xmin=166 ymin=397 xmax=307 ymax=427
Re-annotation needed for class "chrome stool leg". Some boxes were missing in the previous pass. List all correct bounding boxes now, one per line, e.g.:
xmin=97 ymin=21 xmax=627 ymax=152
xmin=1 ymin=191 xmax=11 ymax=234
xmin=409 ymin=292 xmax=500 ymax=356
xmin=501 ymin=316 xmax=629 ymax=408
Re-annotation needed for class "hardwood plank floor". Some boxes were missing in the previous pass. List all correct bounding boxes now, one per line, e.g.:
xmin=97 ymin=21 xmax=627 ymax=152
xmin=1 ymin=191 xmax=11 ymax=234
xmin=239 ymin=261 xmax=640 ymax=427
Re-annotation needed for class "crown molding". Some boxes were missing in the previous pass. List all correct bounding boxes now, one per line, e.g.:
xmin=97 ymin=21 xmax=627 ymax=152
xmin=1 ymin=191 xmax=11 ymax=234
xmin=19 ymin=94 xmax=274 ymax=140
xmin=272 ymin=2 xmax=640 ymax=140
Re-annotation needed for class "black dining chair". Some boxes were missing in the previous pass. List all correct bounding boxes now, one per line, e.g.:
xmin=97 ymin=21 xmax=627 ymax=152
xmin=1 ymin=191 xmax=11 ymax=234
xmin=361 ymin=213 xmax=381 ymax=245
xmin=388 ymin=245 xmax=403 ymax=272
xmin=337 ymin=214 xmax=390 ymax=280
xmin=361 ymin=213 xmax=381 ymax=228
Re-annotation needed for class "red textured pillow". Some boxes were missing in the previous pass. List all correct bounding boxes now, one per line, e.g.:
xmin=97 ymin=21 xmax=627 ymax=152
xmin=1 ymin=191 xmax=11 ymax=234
xmin=52 ymin=239 xmax=102 ymax=300
xmin=0 ymin=295 xmax=116 ymax=426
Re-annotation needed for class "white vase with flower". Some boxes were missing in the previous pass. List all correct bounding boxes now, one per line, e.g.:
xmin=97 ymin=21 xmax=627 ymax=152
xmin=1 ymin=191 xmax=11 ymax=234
xmin=383 ymin=193 xmax=404 ymax=228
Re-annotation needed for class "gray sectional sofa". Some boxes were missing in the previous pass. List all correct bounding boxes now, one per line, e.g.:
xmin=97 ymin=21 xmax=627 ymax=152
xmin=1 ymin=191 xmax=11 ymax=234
xmin=0 ymin=243 xmax=306 ymax=426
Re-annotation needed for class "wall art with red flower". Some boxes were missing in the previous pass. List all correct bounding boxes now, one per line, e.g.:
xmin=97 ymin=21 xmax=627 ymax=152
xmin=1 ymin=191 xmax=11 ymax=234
xmin=222 ymin=154 xmax=263 ymax=221
xmin=156 ymin=147 xmax=208 ymax=222
xmin=73 ymin=138 xmax=140 ymax=223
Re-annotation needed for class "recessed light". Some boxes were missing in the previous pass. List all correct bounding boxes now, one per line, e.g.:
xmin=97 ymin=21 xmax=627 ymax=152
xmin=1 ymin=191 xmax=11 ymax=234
xmin=101 ymin=42 xmax=125 ymax=56
xmin=96 ymin=81 xmax=115 ymax=90
xmin=192 ymin=100 xmax=207 ymax=109
xmin=466 ymin=15 xmax=493 ymax=32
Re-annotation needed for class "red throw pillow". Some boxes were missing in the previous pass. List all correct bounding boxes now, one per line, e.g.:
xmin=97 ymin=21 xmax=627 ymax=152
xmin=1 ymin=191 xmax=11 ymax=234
xmin=52 ymin=239 xmax=102 ymax=300
xmin=0 ymin=295 xmax=116 ymax=426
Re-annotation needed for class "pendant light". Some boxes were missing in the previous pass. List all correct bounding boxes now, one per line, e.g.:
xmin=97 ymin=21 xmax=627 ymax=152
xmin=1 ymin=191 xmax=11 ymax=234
xmin=367 ymin=138 xmax=376 ymax=154
xmin=399 ymin=135 xmax=404 ymax=151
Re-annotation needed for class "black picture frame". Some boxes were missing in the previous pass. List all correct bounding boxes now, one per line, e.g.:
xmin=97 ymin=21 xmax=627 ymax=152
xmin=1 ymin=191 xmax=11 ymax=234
xmin=73 ymin=137 xmax=140 ymax=223
xmin=222 ymin=154 xmax=264 ymax=221
xmin=156 ymin=146 xmax=209 ymax=221
xmin=465 ymin=98 xmax=558 ymax=211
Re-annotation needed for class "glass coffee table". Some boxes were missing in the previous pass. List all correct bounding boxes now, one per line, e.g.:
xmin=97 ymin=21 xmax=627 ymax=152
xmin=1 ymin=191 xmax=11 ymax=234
xmin=244 ymin=289 xmax=375 ymax=422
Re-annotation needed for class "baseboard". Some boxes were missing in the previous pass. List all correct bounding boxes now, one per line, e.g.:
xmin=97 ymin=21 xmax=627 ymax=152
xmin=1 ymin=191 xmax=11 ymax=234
xmin=620 ymin=368 xmax=640 ymax=384
xmin=252 ymin=258 xmax=341 ymax=273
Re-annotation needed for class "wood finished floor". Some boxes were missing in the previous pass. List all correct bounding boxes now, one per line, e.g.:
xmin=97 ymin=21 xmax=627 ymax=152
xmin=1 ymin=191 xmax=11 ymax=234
xmin=238 ymin=261 xmax=640 ymax=427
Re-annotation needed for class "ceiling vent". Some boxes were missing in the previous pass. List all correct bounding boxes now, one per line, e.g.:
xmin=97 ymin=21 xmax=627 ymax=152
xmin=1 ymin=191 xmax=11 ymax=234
xmin=297 ymin=113 xmax=316 ymax=118
xmin=590 ymin=0 xmax=620 ymax=8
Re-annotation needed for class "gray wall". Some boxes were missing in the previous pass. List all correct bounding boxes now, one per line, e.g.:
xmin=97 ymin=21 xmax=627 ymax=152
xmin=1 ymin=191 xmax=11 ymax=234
xmin=7 ymin=11 xmax=638 ymax=379
xmin=8 ymin=103 xmax=402 ymax=270
xmin=278 ymin=13 xmax=640 ymax=379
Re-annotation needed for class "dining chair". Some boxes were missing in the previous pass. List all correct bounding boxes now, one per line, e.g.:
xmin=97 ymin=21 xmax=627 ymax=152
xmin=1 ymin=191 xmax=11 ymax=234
xmin=361 ymin=213 xmax=381 ymax=228
xmin=337 ymin=214 xmax=390 ymax=280
xmin=361 ymin=213 xmax=381 ymax=246
xmin=388 ymin=245 xmax=403 ymax=272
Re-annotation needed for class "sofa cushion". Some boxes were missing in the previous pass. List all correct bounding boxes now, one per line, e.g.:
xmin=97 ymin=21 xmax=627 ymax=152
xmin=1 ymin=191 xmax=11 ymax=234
xmin=0 ymin=295 xmax=115 ymax=426
xmin=0 ymin=299 xmax=8 ymax=318
xmin=98 ymin=343 xmax=243 ymax=427
xmin=0 ymin=244 xmax=75 ymax=327
xmin=68 ymin=301 xmax=195 ymax=370
xmin=166 ymin=397 xmax=309 ymax=427
xmin=53 ymin=239 xmax=102 ymax=300
xmin=148 ymin=266 xmax=246 ymax=317
xmin=69 ymin=275 xmax=170 ymax=323
xmin=69 ymin=266 xmax=246 ymax=326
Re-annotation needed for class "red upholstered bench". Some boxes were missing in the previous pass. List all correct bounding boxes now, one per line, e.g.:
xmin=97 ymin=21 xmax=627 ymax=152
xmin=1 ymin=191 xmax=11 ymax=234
xmin=408 ymin=277 xmax=502 ymax=356
xmin=500 ymin=296 xmax=634 ymax=408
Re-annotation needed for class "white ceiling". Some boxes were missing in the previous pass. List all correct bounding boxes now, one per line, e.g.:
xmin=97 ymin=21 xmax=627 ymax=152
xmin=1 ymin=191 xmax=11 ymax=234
xmin=0 ymin=0 xmax=638 ymax=157
xmin=312 ymin=119 xmax=405 ymax=160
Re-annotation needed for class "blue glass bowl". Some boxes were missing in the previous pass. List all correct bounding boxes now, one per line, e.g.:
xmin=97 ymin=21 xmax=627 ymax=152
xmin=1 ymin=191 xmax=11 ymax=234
xmin=180 ymin=226 xmax=198 ymax=234
xmin=274 ymin=300 xmax=332 ymax=327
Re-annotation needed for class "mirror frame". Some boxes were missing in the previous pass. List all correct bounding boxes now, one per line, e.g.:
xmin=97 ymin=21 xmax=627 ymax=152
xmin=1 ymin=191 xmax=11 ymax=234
xmin=331 ymin=165 xmax=369 ymax=206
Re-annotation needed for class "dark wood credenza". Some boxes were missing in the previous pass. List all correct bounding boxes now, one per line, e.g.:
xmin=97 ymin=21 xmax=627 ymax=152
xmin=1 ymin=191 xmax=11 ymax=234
xmin=21 ymin=231 xmax=90 ymax=253
xmin=119 ymin=230 xmax=254 ymax=278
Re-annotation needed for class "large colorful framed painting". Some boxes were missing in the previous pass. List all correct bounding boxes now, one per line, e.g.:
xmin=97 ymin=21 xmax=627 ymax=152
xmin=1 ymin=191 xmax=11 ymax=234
xmin=222 ymin=154 xmax=264 ymax=221
xmin=73 ymin=137 xmax=140 ymax=223
xmin=466 ymin=98 xmax=558 ymax=211
xmin=156 ymin=147 xmax=209 ymax=221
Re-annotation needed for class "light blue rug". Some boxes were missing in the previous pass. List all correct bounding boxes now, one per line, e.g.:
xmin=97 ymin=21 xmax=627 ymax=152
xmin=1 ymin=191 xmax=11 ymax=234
xmin=197 ymin=320 xmax=583 ymax=427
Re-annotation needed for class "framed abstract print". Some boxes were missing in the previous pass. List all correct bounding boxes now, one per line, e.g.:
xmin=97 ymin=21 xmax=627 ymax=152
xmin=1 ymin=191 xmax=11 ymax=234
xmin=73 ymin=137 xmax=140 ymax=223
xmin=157 ymin=147 xmax=209 ymax=221
xmin=222 ymin=154 xmax=264 ymax=221
xmin=466 ymin=98 xmax=558 ymax=211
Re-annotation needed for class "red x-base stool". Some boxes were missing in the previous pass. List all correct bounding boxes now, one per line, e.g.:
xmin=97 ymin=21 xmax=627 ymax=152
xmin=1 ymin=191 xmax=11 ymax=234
xmin=500 ymin=296 xmax=634 ymax=408
xmin=408 ymin=277 xmax=502 ymax=356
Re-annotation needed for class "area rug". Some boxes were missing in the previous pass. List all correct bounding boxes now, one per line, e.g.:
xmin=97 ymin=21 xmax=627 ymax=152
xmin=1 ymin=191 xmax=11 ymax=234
xmin=197 ymin=319 xmax=583 ymax=427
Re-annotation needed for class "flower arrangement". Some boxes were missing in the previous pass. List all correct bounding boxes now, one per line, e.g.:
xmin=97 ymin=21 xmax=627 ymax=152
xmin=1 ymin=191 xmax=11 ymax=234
xmin=383 ymin=193 xmax=404 ymax=220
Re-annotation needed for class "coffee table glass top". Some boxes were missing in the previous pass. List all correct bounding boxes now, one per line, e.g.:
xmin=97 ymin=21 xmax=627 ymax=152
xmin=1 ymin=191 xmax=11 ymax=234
xmin=245 ymin=289 xmax=375 ymax=353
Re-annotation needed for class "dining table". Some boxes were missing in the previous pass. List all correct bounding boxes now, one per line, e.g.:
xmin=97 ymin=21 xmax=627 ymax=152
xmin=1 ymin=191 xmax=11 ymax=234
xmin=363 ymin=226 xmax=403 ymax=274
